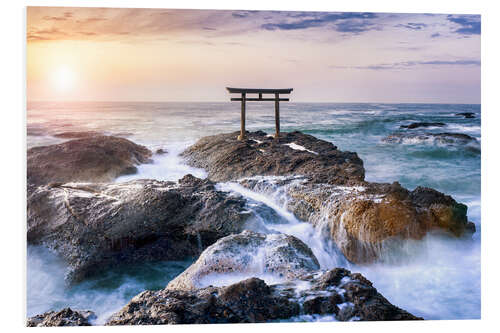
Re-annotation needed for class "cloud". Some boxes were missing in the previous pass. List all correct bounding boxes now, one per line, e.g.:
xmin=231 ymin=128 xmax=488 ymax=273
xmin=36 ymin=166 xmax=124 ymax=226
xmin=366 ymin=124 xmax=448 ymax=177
xmin=335 ymin=20 xmax=379 ymax=34
xmin=447 ymin=15 xmax=480 ymax=35
xmin=332 ymin=59 xmax=481 ymax=70
xmin=42 ymin=15 xmax=67 ymax=21
xmin=260 ymin=12 xmax=378 ymax=33
xmin=395 ymin=22 xmax=427 ymax=30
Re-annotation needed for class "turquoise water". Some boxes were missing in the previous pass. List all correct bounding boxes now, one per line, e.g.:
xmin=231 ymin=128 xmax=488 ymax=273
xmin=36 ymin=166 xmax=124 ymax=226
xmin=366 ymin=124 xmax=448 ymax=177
xmin=27 ymin=102 xmax=481 ymax=322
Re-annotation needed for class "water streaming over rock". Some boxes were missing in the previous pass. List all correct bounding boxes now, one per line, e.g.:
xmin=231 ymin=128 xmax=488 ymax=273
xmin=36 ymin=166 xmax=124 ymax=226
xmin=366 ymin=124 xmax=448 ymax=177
xmin=27 ymin=101 xmax=481 ymax=322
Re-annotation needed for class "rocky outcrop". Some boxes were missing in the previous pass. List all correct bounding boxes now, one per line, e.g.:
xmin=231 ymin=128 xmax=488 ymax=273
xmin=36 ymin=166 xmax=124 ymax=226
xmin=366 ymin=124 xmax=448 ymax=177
xmin=400 ymin=122 xmax=445 ymax=129
xmin=106 ymin=268 xmax=421 ymax=325
xmin=181 ymin=131 xmax=364 ymax=185
xmin=27 ymin=308 xmax=95 ymax=327
xmin=27 ymin=136 xmax=153 ymax=187
xmin=382 ymin=132 xmax=479 ymax=152
xmin=239 ymin=177 xmax=475 ymax=264
xmin=167 ymin=230 xmax=320 ymax=291
xmin=27 ymin=175 xmax=253 ymax=282
xmin=383 ymin=132 xmax=477 ymax=145
xmin=456 ymin=112 xmax=476 ymax=118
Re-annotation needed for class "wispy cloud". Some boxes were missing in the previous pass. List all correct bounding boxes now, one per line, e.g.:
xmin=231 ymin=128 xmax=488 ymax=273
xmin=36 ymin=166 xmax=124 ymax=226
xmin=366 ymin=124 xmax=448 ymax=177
xmin=332 ymin=59 xmax=481 ymax=70
xmin=447 ymin=15 xmax=480 ymax=35
xmin=395 ymin=22 xmax=427 ymax=30
xmin=260 ymin=12 xmax=378 ymax=33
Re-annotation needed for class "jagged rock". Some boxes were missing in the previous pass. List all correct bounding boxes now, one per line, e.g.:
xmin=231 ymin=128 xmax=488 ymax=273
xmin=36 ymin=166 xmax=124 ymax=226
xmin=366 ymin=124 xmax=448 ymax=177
xmin=167 ymin=230 xmax=320 ymax=291
xmin=239 ymin=177 xmax=475 ymax=264
xmin=106 ymin=268 xmax=421 ymax=325
xmin=27 ymin=308 xmax=95 ymax=327
xmin=27 ymin=135 xmax=153 ymax=187
xmin=27 ymin=175 xmax=253 ymax=283
xmin=181 ymin=131 xmax=364 ymax=185
xmin=156 ymin=148 xmax=168 ymax=155
xmin=400 ymin=122 xmax=445 ymax=129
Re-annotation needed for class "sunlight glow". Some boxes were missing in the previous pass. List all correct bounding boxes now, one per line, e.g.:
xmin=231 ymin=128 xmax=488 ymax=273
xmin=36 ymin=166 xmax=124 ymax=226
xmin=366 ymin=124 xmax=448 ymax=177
xmin=51 ymin=66 xmax=76 ymax=92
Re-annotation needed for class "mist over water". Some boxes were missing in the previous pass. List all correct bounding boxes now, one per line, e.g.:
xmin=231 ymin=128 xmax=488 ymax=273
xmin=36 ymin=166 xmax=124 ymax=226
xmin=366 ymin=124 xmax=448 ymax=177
xmin=27 ymin=101 xmax=481 ymax=322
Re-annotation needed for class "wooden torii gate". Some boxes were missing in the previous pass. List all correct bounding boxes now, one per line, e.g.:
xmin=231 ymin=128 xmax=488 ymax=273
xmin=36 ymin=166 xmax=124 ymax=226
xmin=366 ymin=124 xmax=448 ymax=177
xmin=226 ymin=87 xmax=293 ymax=140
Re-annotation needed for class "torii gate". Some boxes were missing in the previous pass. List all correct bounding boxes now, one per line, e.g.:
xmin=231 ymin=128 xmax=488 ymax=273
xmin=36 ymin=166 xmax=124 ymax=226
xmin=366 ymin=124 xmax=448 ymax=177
xmin=226 ymin=87 xmax=293 ymax=140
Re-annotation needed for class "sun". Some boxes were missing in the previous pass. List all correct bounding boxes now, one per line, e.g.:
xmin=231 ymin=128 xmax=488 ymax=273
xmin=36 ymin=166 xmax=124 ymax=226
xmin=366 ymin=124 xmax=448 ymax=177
xmin=51 ymin=65 xmax=76 ymax=92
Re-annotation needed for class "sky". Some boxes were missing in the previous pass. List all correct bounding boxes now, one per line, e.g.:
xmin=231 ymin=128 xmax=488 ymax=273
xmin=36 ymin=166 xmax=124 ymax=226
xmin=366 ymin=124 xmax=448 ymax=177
xmin=26 ymin=7 xmax=481 ymax=103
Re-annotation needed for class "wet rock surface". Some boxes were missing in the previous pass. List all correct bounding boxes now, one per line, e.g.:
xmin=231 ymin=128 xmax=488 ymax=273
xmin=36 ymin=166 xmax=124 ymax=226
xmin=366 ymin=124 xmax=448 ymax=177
xmin=106 ymin=268 xmax=421 ymax=325
xmin=382 ymin=132 xmax=479 ymax=152
xmin=240 ymin=177 xmax=474 ymax=264
xmin=27 ymin=308 xmax=96 ymax=327
xmin=52 ymin=131 xmax=105 ymax=139
xmin=27 ymin=175 xmax=253 ymax=282
xmin=167 ymin=230 xmax=320 ymax=291
xmin=400 ymin=122 xmax=445 ymax=129
xmin=181 ymin=131 xmax=365 ymax=185
xmin=456 ymin=112 xmax=476 ymax=118
xmin=27 ymin=135 xmax=153 ymax=187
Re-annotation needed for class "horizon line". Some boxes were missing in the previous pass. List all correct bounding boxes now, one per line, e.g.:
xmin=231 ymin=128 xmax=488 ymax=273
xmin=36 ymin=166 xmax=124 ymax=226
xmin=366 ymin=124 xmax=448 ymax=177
xmin=26 ymin=100 xmax=481 ymax=105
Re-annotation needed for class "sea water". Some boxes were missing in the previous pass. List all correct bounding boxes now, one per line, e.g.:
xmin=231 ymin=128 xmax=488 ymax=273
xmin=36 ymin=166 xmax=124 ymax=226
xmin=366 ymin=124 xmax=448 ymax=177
xmin=27 ymin=101 xmax=481 ymax=322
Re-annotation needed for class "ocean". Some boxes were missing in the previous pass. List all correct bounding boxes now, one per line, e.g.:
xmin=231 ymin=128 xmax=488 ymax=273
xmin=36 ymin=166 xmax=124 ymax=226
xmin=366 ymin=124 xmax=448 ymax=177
xmin=26 ymin=101 xmax=481 ymax=323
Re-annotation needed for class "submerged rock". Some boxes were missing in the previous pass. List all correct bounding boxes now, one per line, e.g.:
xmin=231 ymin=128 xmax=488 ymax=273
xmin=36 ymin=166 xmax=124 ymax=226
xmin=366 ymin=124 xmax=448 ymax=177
xmin=106 ymin=268 xmax=421 ymax=325
xmin=400 ymin=122 xmax=445 ymax=129
xmin=456 ymin=112 xmax=476 ymax=118
xmin=181 ymin=131 xmax=364 ymax=185
xmin=240 ymin=177 xmax=475 ymax=264
xmin=382 ymin=132 xmax=479 ymax=152
xmin=27 ymin=135 xmax=152 ymax=187
xmin=27 ymin=175 xmax=253 ymax=282
xmin=27 ymin=308 xmax=95 ymax=327
xmin=53 ymin=131 xmax=105 ymax=139
xmin=167 ymin=230 xmax=320 ymax=291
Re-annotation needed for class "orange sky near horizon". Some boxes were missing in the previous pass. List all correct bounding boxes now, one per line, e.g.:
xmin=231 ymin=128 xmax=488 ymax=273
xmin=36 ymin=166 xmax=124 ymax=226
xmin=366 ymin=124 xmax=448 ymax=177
xmin=27 ymin=7 xmax=481 ymax=103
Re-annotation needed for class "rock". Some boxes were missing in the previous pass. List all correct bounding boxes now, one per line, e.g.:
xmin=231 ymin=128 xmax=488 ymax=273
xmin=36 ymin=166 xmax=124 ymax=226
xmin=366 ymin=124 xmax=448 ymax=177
xmin=456 ymin=112 xmax=476 ymax=118
xmin=106 ymin=268 xmax=421 ymax=325
xmin=53 ymin=131 xmax=105 ymax=139
xmin=27 ymin=175 xmax=253 ymax=283
xmin=27 ymin=136 xmax=153 ymax=187
xmin=167 ymin=230 xmax=320 ymax=291
xmin=156 ymin=148 xmax=167 ymax=155
xmin=181 ymin=131 xmax=364 ymax=185
xmin=27 ymin=308 xmax=95 ymax=327
xmin=239 ymin=177 xmax=474 ymax=264
xmin=382 ymin=132 xmax=479 ymax=152
xmin=400 ymin=122 xmax=445 ymax=129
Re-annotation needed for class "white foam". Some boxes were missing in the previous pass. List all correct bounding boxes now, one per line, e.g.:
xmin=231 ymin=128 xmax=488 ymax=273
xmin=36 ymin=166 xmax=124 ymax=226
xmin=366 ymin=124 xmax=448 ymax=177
xmin=115 ymin=142 xmax=207 ymax=183
xmin=284 ymin=142 xmax=318 ymax=155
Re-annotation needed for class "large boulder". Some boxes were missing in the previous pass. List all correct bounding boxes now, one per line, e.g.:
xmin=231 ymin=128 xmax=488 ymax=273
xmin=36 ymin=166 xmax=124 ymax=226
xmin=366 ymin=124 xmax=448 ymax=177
xmin=27 ymin=308 xmax=95 ymax=327
xmin=240 ymin=177 xmax=475 ymax=264
xmin=106 ymin=268 xmax=421 ymax=325
xmin=181 ymin=131 xmax=364 ymax=185
xmin=27 ymin=175 xmax=253 ymax=282
xmin=27 ymin=135 xmax=152 ymax=187
xmin=167 ymin=230 xmax=320 ymax=291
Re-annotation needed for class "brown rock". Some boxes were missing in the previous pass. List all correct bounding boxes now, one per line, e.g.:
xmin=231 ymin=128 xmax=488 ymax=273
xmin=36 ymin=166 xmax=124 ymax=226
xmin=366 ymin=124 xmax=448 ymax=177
xmin=27 ymin=135 xmax=153 ymax=187
xmin=181 ymin=131 xmax=364 ymax=185
xmin=27 ymin=175 xmax=252 ymax=283
xmin=27 ymin=308 xmax=95 ymax=327
xmin=240 ymin=177 xmax=474 ymax=264
xmin=105 ymin=268 xmax=421 ymax=325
